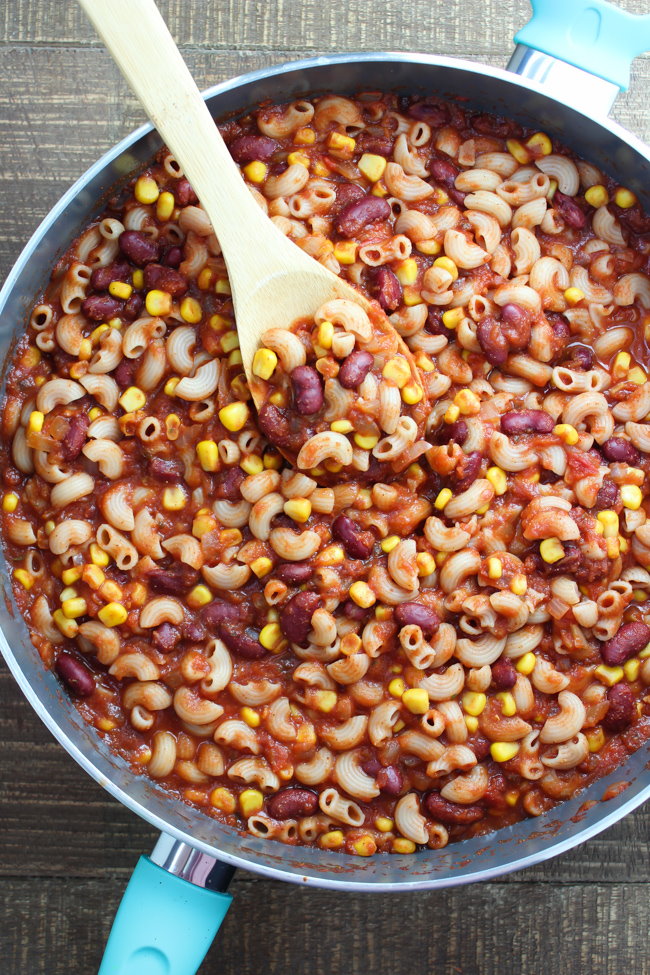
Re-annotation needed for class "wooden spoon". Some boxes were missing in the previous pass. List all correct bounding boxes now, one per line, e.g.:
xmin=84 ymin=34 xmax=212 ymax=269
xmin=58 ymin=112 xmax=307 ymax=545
xmin=78 ymin=0 xmax=423 ymax=437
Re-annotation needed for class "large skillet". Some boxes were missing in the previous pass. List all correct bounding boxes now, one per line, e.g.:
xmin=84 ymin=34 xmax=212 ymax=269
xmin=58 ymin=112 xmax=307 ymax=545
xmin=2 ymin=1 xmax=650 ymax=972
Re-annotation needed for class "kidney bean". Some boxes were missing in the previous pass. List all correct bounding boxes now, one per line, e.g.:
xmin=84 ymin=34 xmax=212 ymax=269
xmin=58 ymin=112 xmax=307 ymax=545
xmin=61 ymin=413 xmax=89 ymax=461
xmin=429 ymin=157 xmax=459 ymax=185
xmin=482 ymin=772 xmax=509 ymax=810
xmin=603 ymin=684 xmax=637 ymax=732
xmin=118 ymin=230 xmax=160 ymax=266
xmin=602 ymin=437 xmax=640 ymax=465
xmin=455 ymin=451 xmax=482 ymax=492
xmin=361 ymin=756 xmax=382 ymax=777
xmin=423 ymin=791 xmax=484 ymax=824
xmin=162 ymin=246 xmax=183 ymax=268
xmin=332 ymin=514 xmax=375 ymax=560
xmin=393 ymin=601 xmax=440 ymax=637
xmin=491 ymin=657 xmax=517 ymax=690
xmin=266 ymin=788 xmax=318 ymax=820
xmin=355 ymin=133 xmax=394 ymax=157
xmin=148 ymin=564 xmax=198 ymax=595
xmin=173 ymin=178 xmax=198 ymax=206
xmin=333 ymin=182 xmax=366 ymax=214
xmin=553 ymin=191 xmax=586 ymax=229
xmin=55 ymin=651 xmax=95 ymax=697
xmin=113 ymin=359 xmax=135 ymax=388
xmin=562 ymin=343 xmax=593 ymax=370
xmin=202 ymin=600 xmax=242 ymax=630
xmin=338 ymin=350 xmax=374 ymax=389
xmin=619 ymin=206 xmax=650 ymax=237
xmin=219 ymin=624 xmax=266 ymax=659
xmin=123 ymin=294 xmax=144 ymax=320
xmin=467 ymin=735 xmax=491 ymax=762
xmin=258 ymin=403 xmax=295 ymax=451
xmin=274 ymin=563 xmax=313 ymax=584
xmin=408 ymin=102 xmax=450 ymax=126
xmin=342 ymin=598 xmax=368 ymax=620
xmin=280 ymin=591 xmax=321 ymax=645
xmin=376 ymin=765 xmax=403 ymax=795
xmin=212 ymin=466 xmax=245 ymax=501
xmin=477 ymin=317 xmax=508 ymax=366
xmin=336 ymin=195 xmax=391 ymax=238
xmin=602 ymin=622 xmax=650 ymax=666
xmin=471 ymin=114 xmax=522 ymax=138
xmin=90 ymin=261 xmax=131 ymax=292
xmin=445 ymin=420 xmax=468 ymax=445
xmin=143 ymin=263 xmax=188 ymax=297
xmin=500 ymin=410 xmax=554 ymax=435
xmin=291 ymin=365 xmax=324 ymax=415
xmin=594 ymin=480 xmax=620 ymax=511
xmin=149 ymin=456 xmax=184 ymax=481
xmin=81 ymin=294 xmax=124 ymax=321
xmin=229 ymin=135 xmax=279 ymax=163
xmin=500 ymin=303 xmax=531 ymax=350
xmin=152 ymin=622 xmax=180 ymax=652
xmin=425 ymin=308 xmax=446 ymax=335
xmin=182 ymin=620 xmax=206 ymax=643
xmin=368 ymin=266 xmax=403 ymax=312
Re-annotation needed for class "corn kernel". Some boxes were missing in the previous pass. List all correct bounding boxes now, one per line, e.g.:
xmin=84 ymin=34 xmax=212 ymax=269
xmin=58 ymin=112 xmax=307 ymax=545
xmin=99 ymin=580 xmax=122 ymax=603
xmin=484 ymin=557 xmax=503 ymax=581
xmin=2 ymin=492 xmax=18 ymax=513
xmin=375 ymin=816 xmax=394 ymax=833
xmin=433 ymin=256 xmax=458 ymax=280
xmin=236 ymin=706 xmax=260 ymax=730
xmin=395 ymin=258 xmax=418 ymax=286
xmin=506 ymin=139 xmax=531 ymax=164
xmin=392 ymin=838 xmax=416 ymax=854
xmin=287 ymin=150 xmax=310 ymax=168
xmin=382 ymin=356 xmax=411 ymax=388
xmin=262 ymin=450 xmax=281 ymax=471
xmin=585 ymin=184 xmax=609 ymax=208
xmin=330 ymin=419 xmax=353 ymax=435
xmin=462 ymin=691 xmax=487 ymax=716
xmin=454 ymin=389 xmax=481 ymax=416
xmin=162 ymin=486 xmax=187 ymax=511
xmin=371 ymin=180 xmax=388 ymax=198
xmin=594 ymin=664 xmax=624 ymax=686
xmin=540 ymin=538 xmax=565 ymax=564
xmin=258 ymin=622 xmax=282 ymax=651
xmin=443 ymin=403 xmax=461 ymax=423
xmin=61 ymin=566 xmax=83 ymax=586
xmin=220 ymin=529 xmax=243 ymax=547
xmin=27 ymin=410 xmax=45 ymax=434
xmin=586 ymin=727 xmax=605 ymax=753
xmin=283 ymin=497 xmax=312 ymax=524
xmin=434 ymin=488 xmax=452 ymax=510
xmin=218 ymin=401 xmax=250 ymax=432
xmin=402 ymin=687 xmax=429 ymax=714
xmin=353 ymin=432 xmax=379 ymax=450
xmin=389 ymin=677 xmax=406 ymax=698
xmin=628 ymin=366 xmax=647 ymax=385
xmin=61 ymin=597 xmax=87 ymax=619
xmin=525 ymin=131 xmax=552 ymax=156
xmin=108 ymin=280 xmax=133 ymax=300
xmin=163 ymin=377 xmax=180 ymax=398
xmin=53 ymin=609 xmax=78 ymax=638
xmin=375 ymin=605 xmax=392 ymax=622
xmin=89 ymin=543 xmax=110 ymax=567
xmin=490 ymin=741 xmax=520 ymax=762
xmin=564 ymin=287 xmax=585 ymax=307
xmin=134 ymin=175 xmax=159 ymax=204
xmin=196 ymin=440 xmax=219 ymax=473
xmin=416 ymin=239 xmax=442 ymax=256
xmin=320 ymin=829 xmax=345 ymax=849
xmin=294 ymin=126 xmax=316 ymax=145
xmin=623 ymin=658 xmax=641 ymax=682
xmin=127 ymin=268 xmax=143 ymax=290
xmin=413 ymin=552 xmax=435 ymax=578
xmin=358 ymin=152 xmax=387 ymax=183
xmin=239 ymin=788 xmax=264 ymax=817
xmin=317 ymin=544 xmax=345 ymax=566
xmin=118 ymin=386 xmax=146 ymax=413
xmin=352 ymin=835 xmax=377 ymax=857
xmin=349 ymin=580 xmax=376 ymax=608
xmin=415 ymin=354 xmax=435 ymax=373
xmin=59 ymin=585 xmax=78 ymax=602
xmin=497 ymin=691 xmax=517 ymax=717
xmin=312 ymin=689 xmax=338 ymax=713
xmin=241 ymin=557 xmax=271 ymax=583
xmin=483 ymin=466 xmax=506 ymax=497
xmin=44 ymin=521 xmax=56 ymax=536
xmin=442 ymin=307 xmax=464 ymax=330
xmin=327 ymin=132 xmax=356 ymax=157
xmin=82 ymin=564 xmax=105 ymax=590
xmin=633 ymin=589 xmax=647 ymax=602
xmin=516 ymin=652 xmax=536 ymax=675
xmin=476 ymin=503 xmax=490 ymax=515
xmin=621 ymin=484 xmax=643 ymax=510
xmin=220 ymin=330 xmax=240 ymax=354
xmin=401 ymin=381 xmax=424 ymax=405
xmin=597 ymin=510 xmax=619 ymax=538
xmin=178 ymin=296 xmax=202 ymax=324
xmin=613 ymin=350 xmax=631 ymax=379
xmin=186 ymin=584 xmax=213 ymax=609
xmin=145 ymin=289 xmax=172 ymax=316
xmin=614 ymin=187 xmax=637 ymax=209
xmin=464 ymin=715 xmax=479 ymax=733
xmin=243 ymin=161 xmax=267 ymax=183
xmin=13 ymin=568 xmax=33 ymax=590
xmin=97 ymin=602 xmax=127 ymax=627
xmin=251 ymin=347 xmax=278 ymax=382
xmin=152 ymin=191 xmax=174 ymax=223
xmin=553 ymin=423 xmax=580 ymax=446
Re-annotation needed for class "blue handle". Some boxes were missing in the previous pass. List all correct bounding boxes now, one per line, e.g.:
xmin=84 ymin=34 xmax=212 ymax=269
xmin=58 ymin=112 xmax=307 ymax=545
xmin=98 ymin=856 xmax=232 ymax=975
xmin=515 ymin=0 xmax=650 ymax=90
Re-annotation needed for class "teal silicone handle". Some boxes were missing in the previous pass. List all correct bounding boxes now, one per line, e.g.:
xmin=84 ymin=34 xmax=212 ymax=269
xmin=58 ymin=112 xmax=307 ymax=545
xmin=97 ymin=856 xmax=232 ymax=975
xmin=515 ymin=0 xmax=650 ymax=90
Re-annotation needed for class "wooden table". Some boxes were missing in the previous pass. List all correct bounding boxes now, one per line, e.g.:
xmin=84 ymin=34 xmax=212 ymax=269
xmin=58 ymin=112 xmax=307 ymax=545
xmin=1 ymin=2 xmax=650 ymax=972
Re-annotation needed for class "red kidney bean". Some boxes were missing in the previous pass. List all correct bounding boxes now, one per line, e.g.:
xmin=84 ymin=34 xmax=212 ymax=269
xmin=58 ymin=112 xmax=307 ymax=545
xmin=355 ymin=133 xmax=394 ymax=157
xmin=173 ymin=178 xmax=198 ymax=207
xmin=361 ymin=756 xmax=382 ymax=777
xmin=408 ymin=102 xmax=450 ymax=126
xmin=467 ymin=735 xmax=491 ymax=762
xmin=182 ymin=620 xmax=206 ymax=643
xmin=393 ymin=602 xmax=440 ymax=637
xmin=342 ymin=598 xmax=369 ymax=620
xmin=143 ymin=263 xmax=188 ymax=297
xmin=149 ymin=456 xmax=184 ymax=481
xmin=118 ymin=230 xmax=160 ymax=266
xmin=81 ymin=294 xmax=124 ymax=321
xmin=471 ymin=114 xmax=522 ymax=138
xmin=202 ymin=600 xmax=242 ymax=630
xmin=61 ymin=413 xmax=89 ymax=461
xmin=123 ymin=294 xmax=144 ymax=320
xmin=368 ymin=266 xmax=403 ymax=312
xmin=445 ymin=420 xmax=468 ymax=445
xmin=619 ymin=206 xmax=650 ymax=236
xmin=603 ymin=684 xmax=637 ymax=732
xmin=602 ymin=622 xmax=650 ymax=666
xmin=491 ymin=658 xmax=517 ymax=690
xmin=553 ymin=191 xmax=586 ymax=229
xmin=333 ymin=182 xmax=366 ymax=214
xmin=376 ymin=765 xmax=403 ymax=795
xmin=482 ymin=772 xmax=509 ymax=810
xmin=266 ymin=788 xmax=318 ymax=819
xmin=229 ymin=135 xmax=279 ymax=163
xmin=594 ymin=480 xmax=620 ymax=511
xmin=162 ymin=246 xmax=183 ymax=268
xmin=500 ymin=410 xmax=554 ymax=435
xmin=332 ymin=514 xmax=375 ymax=560
xmin=152 ymin=622 xmax=181 ymax=652
xmin=549 ymin=315 xmax=571 ymax=352
xmin=602 ymin=438 xmax=640 ymax=465
xmin=477 ymin=317 xmax=509 ymax=366
xmin=336 ymin=195 xmax=391 ymax=238
xmin=562 ymin=343 xmax=593 ymax=370
xmin=258 ymin=403 xmax=296 ymax=451
xmin=429 ymin=156 xmax=459 ymax=185
xmin=55 ymin=651 xmax=95 ymax=697
xmin=425 ymin=308 xmax=446 ymax=335
xmin=291 ymin=365 xmax=324 ymax=415
xmin=212 ymin=466 xmax=245 ymax=501
xmin=280 ymin=591 xmax=321 ymax=645
xmin=90 ymin=261 xmax=131 ymax=291
xmin=500 ymin=303 xmax=531 ymax=350
xmin=114 ymin=359 xmax=136 ymax=388
xmin=219 ymin=624 xmax=266 ymax=659
xmin=148 ymin=564 xmax=198 ymax=595
xmin=423 ymin=791 xmax=484 ymax=824
xmin=338 ymin=350 xmax=374 ymax=389
xmin=274 ymin=563 xmax=313 ymax=584
xmin=454 ymin=451 xmax=483 ymax=492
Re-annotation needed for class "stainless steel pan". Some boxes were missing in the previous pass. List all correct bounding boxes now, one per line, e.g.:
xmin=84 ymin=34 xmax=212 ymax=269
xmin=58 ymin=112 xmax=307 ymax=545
xmin=2 ymin=1 xmax=650 ymax=971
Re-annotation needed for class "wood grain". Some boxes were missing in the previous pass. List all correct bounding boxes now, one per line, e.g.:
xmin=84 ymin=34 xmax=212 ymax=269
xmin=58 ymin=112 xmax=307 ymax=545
xmin=1 ymin=1 xmax=650 ymax=973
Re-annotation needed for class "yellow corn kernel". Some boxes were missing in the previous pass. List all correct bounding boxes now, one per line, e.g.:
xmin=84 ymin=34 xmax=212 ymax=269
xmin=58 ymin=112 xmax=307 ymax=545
xmin=619 ymin=535 xmax=629 ymax=555
xmin=454 ymin=389 xmax=481 ymax=416
xmin=236 ymin=706 xmax=260 ymax=731
xmin=312 ymin=690 xmax=338 ymax=713
xmin=69 ymin=361 xmax=86 ymax=380
xmin=433 ymin=256 xmax=458 ymax=280
xmin=128 ymin=269 xmax=143 ymax=290
xmin=220 ymin=329 xmax=240 ymax=353
xmin=506 ymin=138 xmax=531 ymax=164
xmin=145 ymin=289 xmax=172 ymax=317
xmin=199 ymin=267 xmax=218 ymax=291
xmin=553 ymin=423 xmax=579 ymax=446
xmin=252 ymin=347 xmax=278 ymax=382
xmin=349 ymin=581 xmax=376 ymax=609
xmin=315 ymin=545 xmax=343 ymax=568
xmin=59 ymin=586 xmax=78 ymax=602
xmin=119 ymin=386 xmax=146 ymax=413
xmin=621 ymin=484 xmax=643 ymax=510
xmin=44 ymin=522 xmax=56 ymax=538
xmin=564 ymin=287 xmax=585 ymax=307
xmin=186 ymin=585 xmax=213 ymax=609
xmin=584 ymin=184 xmax=609 ymax=208
xmin=320 ymin=830 xmax=345 ymax=850
xmin=443 ymin=403 xmax=461 ymax=425
xmin=129 ymin=582 xmax=147 ymax=608
xmin=61 ymin=597 xmax=87 ymax=620
xmin=97 ymin=602 xmax=127 ymax=627
xmin=382 ymin=356 xmax=411 ymax=388
xmin=179 ymin=296 xmax=202 ymax=324
xmin=207 ymin=787 xmax=235 ymax=814
xmin=623 ymin=658 xmax=641 ymax=682
xmin=53 ymin=609 xmax=78 ymax=638
xmin=287 ymin=150 xmax=310 ymax=168
xmin=283 ymin=497 xmax=312 ymax=524
xmin=375 ymin=816 xmax=394 ymax=833
xmin=401 ymin=286 xmax=423 ymax=306
xmin=392 ymin=838 xmax=416 ymax=854
xmin=401 ymin=381 xmax=424 ymax=405
xmin=462 ymin=691 xmax=487 ymax=716
xmin=327 ymin=132 xmax=356 ymax=156
xmin=597 ymin=510 xmax=619 ymax=538
xmin=13 ymin=568 xmax=33 ymax=590
xmin=358 ymin=152 xmax=387 ymax=182
xmin=220 ymin=529 xmax=242 ymax=548
xmin=516 ymin=652 xmax=536 ymax=675
xmin=442 ymin=307 xmax=465 ymax=330
xmin=416 ymin=239 xmax=442 ymax=256
xmin=415 ymin=354 xmax=435 ymax=374
xmin=134 ymin=175 xmax=159 ymax=204
xmin=464 ymin=715 xmax=479 ymax=733
xmin=414 ymin=552 xmax=435 ymax=578
xmin=330 ymin=419 xmax=353 ymax=436
xmin=352 ymin=835 xmax=377 ymax=857
xmin=375 ymin=605 xmax=392 ymax=622
xmin=539 ymin=538 xmax=565 ymax=564
xmin=490 ymin=741 xmax=520 ymax=762
xmin=497 ymin=691 xmax=517 ymax=717
xmin=208 ymin=313 xmax=229 ymax=333
xmin=434 ymin=488 xmax=452 ymax=510
xmin=613 ymin=350 xmax=631 ymax=379
xmin=294 ymin=126 xmax=316 ymax=145
xmin=614 ymin=187 xmax=637 ymax=209
xmin=218 ymin=401 xmax=250 ymax=432
xmin=485 ymin=556 xmax=503 ymax=581
xmin=259 ymin=622 xmax=282 ymax=651
xmin=89 ymin=542 xmax=110 ymax=567
xmin=238 ymin=455 xmax=262 ymax=477
xmin=482 ymin=466 xmax=506 ymax=497
xmin=389 ymin=677 xmax=406 ymax=698
xmin=394 ymin=258 xmax=418 ymax=286
xmin=86 ymin=408 xmax=104 ymax=426
xmin=2 ymin=492 xmax=18 ymax=513
xmin=61 ymin=566 xmax=83 ymax=586
xmin=248 ymin=556 xmax=272 ymax=580
xmin=261 ymin=451 xmax=280 ymax=473
xmin=164 ymin=377 xmax=180 ymax=398
xmin=107 ymin=280 xmax=133 ymax=301
xmin=239 ymin=788 xmax=264 ymax=817
xmin=633 ymin=589 xmax=647 ymax=602
xmin=353 ymin=432 xmax=379 ymax=450
xmin=196 ymin=440 xmax=219 ymax=472
xmin=525 ymin=131 xmax=552 ymax=155
xmin=402 ymin=687 xmax=429 ymax=714
xmin=90 ymin=323 xmax=109 ymax=345
xmin=162 ymin=486 xmax=187 ymax=511
xmin=27 ymin=410 xmax=45 ymax=434
xmin=585 ymin=727 xmax=605 ymax=753
xmin=594 ymin=664 xmax=624 ymax=686
xmin=189 ymin=514 xmax=215 ymax=541
xmin=23 ymin=344 xmax=41 ymax=368
xmin=153 ymin=191 xmax=175 ymax=222
xmin=99 ymin=580 xmax=122 ymax=602
xmin=82 ymin=564 xmax=105 ymax=590
xmin=628 ymin=366 xmax=647 ymax=385
xmin=371 ymin=180 xmax=388 ymax=198
xmin=243 ymin=161 xmax=267 ymax=183
xmin=76 ymin=337 xmax=92 ymax=362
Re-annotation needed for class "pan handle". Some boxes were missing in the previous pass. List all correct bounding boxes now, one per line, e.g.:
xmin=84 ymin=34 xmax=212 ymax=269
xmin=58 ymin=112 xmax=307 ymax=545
xmin=97 ymin=836 xmax=234 ymax=975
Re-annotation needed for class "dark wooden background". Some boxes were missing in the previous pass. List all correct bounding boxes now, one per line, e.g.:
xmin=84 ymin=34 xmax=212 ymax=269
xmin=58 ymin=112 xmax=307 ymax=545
xmin=1 ymin=2 xmax=649 ymax=973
